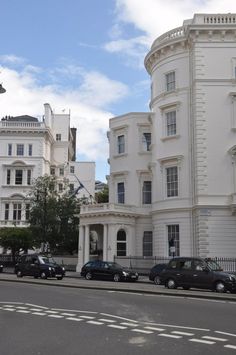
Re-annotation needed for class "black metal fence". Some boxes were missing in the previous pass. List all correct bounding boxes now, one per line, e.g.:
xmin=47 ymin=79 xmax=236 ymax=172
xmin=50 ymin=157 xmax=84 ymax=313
xmin=114 ymin=256 xmax=236 ymax=274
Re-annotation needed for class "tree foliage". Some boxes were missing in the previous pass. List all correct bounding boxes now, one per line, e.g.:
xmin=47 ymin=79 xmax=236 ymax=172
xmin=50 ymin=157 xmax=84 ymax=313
xmin=0 ymin=228 xmax=36 ymax=261
xmin=28 ymin=175 xmax=80 ymax=254
xmin=95 ymin=184 xmax=109 ymax=203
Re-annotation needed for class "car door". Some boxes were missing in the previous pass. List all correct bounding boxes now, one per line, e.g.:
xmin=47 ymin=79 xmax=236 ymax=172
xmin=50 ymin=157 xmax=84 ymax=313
xmin=91 ymin=261 xmax=103 ymax=279
xmin=191 ymin=260 xmax=213 ymax=289
xmin=178 ymin=259 xmax=193 ymax=287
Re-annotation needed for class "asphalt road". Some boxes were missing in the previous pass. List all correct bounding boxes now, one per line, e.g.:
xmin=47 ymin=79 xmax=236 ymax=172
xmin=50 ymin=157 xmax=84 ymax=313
xmin=1 ymin=281 xmax=236 ymax=355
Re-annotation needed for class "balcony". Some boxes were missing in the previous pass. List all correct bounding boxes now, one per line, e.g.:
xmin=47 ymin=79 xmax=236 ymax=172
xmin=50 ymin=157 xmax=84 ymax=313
xmin=0 ymin=121 xmax=45 ymax=130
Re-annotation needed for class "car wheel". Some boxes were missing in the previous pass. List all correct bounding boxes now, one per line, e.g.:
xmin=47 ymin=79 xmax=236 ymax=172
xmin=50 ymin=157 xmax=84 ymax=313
xmin=215 ymin=281 xmax=226 ymax=293
xmin=85 ymin=272 xmax=92 ymax=280
xmin=167 ymin=278 xmax=177 ymax=289
xmin=34 ymin=276 xmax=38 ymax=279
xmin=57 ymin=276 xmax=63 ymax=280
xmin=40 ymin=272 xmax=47 ymax=279
xmin=16 ymin=270 xmax=23 ymax=278
xmin=183 ymin=286 xmax=190 ymax=290
xmin=154 ymin=275 xmax=161 ymax=285
xmin=113 ymin=273 xmax=121 ymax=282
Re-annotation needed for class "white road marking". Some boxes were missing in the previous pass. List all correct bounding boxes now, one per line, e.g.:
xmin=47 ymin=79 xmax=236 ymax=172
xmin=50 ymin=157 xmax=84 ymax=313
xmin=101 ymin=313 xmax=137 ymax=323
xmin=189 ymin=339 xmax=215 ymax=345
xmin=225 ymin=345 xmax=236 ymax=350
xmin=45 ymin=310 xmax=59 ymax=314
xmin=48 ymin=315 xmax=64 ymax=318
xmin=66 ymin=317 xmax=83 ymax=322
xmin=87 ymin=321 xmax=104 ymax=325
xmin=159 ymin=334 xmax=182 ymax=339
xmin=215 ymin=331 xmax=236 ymax=338
xmin=131 ymin=329 xmax=153 ymax=334
xmin=108 ymin=324 xmax=127 ymax=330
xmin=120 ymin=322 xmax=138 ymax=327
xmin=144 ymin=322 xmax=209 ymax=332
xmin=172 ymin=331 xmax=194 ymax=336
xmin=16 ymin=306 xmax=28 ymax=309
xmin=99 ymin=319 xmax=116 ymax=323
xmin=30 ymin=308 xmax=45 ymax=312
xmin=61 ymin=313 xmax=76 ymax=316
xmin=16 ymin=310 xmax=30 ymax=314
xmin=4 ymin=308 xmax=15 ymax=311
xmin=144 ymin=326 xmax=165 ymax=332
xmin=202 ymin=336 xmax=227 ymax=342
xmin=31 ymin=312 xmax=46 ymax=316
xmin=80 ymin=315 xmax=95 ymax=319
xmin=26 ymin=303 xmax=48 ymax=309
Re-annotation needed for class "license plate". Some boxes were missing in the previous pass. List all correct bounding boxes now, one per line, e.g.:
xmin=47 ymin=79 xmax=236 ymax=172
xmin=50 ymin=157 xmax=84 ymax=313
xmin=55 ymin=274 xmax=62 ymax=277
xmin=131 ymin=275 xmax=136 ymax=278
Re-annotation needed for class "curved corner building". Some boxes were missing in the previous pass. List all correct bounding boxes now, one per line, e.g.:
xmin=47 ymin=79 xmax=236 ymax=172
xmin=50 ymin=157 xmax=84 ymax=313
xmin=78 ymin=14 xmax=236 ymax=269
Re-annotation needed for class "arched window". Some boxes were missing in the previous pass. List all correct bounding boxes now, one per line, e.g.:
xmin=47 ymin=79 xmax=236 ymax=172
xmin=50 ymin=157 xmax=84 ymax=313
xmin=117 ymin=230 xmax=126 ymax=256
xmin=143 ymin=231 xmax=153 ymax=256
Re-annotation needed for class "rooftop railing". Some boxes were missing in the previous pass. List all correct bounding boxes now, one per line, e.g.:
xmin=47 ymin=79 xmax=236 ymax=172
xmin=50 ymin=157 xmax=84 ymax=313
xmin=0 ymin=121 xmax=45 ymax=129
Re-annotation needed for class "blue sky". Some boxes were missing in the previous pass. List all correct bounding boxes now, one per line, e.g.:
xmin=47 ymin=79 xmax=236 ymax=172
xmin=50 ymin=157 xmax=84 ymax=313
xmin=1 ymin=0 xmax=236 ymax=181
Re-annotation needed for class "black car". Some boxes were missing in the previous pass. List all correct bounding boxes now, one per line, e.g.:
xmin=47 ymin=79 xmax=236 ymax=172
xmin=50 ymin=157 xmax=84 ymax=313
xmin=149 ymin=263 xmax=167 ymax=285
xmin=81 ymin=260 xmax=139 ymax=282
xmin=15 ymin=254 xmax=65 ymax=280
xmin=0 ymin=264 xmax=3 ymax=273
xmin=160 ymin=257 xmax=236 ymax=293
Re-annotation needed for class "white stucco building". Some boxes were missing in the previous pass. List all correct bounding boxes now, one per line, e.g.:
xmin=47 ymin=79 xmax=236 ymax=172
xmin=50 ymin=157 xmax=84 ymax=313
xmin=78 ymin=14 xmax=236 ymax=270
xmin=0 ymin=103 xmax=95 ymax=251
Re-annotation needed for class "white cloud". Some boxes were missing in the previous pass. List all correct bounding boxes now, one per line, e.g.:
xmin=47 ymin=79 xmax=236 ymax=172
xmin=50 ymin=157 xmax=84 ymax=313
xmin=0 ymin=64 xmax=128 ymax=171
xmin=106 ymin=0 xmax=236 ymax=66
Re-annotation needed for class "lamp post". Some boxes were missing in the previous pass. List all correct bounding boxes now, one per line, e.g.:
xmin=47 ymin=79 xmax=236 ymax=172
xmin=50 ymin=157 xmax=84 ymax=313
xmin=0 ymin=84 xmax=6 ymax=94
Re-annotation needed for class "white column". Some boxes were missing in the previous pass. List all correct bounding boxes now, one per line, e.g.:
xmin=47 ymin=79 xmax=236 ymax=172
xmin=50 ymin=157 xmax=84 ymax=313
xmin=103 ymin=224 xmax=108 ymax=260
xmin=84 ymin=225 xmax=90 ymax=264
xmin=76 ymin=225 xmax=84 ymax=272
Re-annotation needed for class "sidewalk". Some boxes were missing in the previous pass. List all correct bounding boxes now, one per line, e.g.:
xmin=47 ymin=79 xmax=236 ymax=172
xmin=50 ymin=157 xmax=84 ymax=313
xmin=1 ymin=269 xmax=236 ymax=302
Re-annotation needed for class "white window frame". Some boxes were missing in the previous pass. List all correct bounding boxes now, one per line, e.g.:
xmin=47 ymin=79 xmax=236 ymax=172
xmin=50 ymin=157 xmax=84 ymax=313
xmin=166 ymin=166 xmax=178 ymax=198
xmin=8 ymin=144 xmax=12 ymax=156
xmin=56 ymin=134 xmax=61 ymax=141
xmin=142 ymin=181 xmax=152 ymax=205
xmin=165 ymin=71 xmax=176 ymax=92
xmin=117 ymin=182 xmax=125 ymax=204
xmin=143 ymin=231 xmax=153 ymax=256
xmin=117 ymin=135 xmax=125 ymax=154
xmin=16 ymin=144 xmax=24 ymax=156
xmin=142 ymin=132 xmax=152 ymax=152
xmin=166 ymin=110 xmax=177 ymax=137
xmin=28 ymin=144 xmax=33 ymax=156
xmin=167 ymin=224 xmax=180 ymax=257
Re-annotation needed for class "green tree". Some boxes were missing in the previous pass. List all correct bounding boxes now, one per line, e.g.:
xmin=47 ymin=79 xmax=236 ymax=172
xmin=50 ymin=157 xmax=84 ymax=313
xmin=95 ymin=184 xmax=109 ymax=203
xmin=28 ymin=175 xmax=80 ymax=254
xmin=0 ymin=228 xmax=35 ymax=262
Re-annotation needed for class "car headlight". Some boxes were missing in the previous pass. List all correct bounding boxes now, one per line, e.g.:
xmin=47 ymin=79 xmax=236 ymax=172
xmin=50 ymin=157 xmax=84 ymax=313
xmin=228 ymin=275 xmax=236 ymax=282
xmin=48 ymin=267 xmax=51 ymax=271
xmin=122 ymin=271 xmax=129 ymax=276
xmin=62 ymin=267 xmax=65 ymax=271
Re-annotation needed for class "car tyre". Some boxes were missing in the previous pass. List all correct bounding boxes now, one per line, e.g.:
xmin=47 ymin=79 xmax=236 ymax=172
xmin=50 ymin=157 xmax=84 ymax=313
xmin=16 ymin=270 xmax=23 ymax=278
xmin=167 ymin=278 xmax=177 ymax=289
xmin=215 ymin=281 xmax=226 ymax=293
xmin=113 ymin=273 xmax=121 ymax=282
xmin=40 ymin=271 xmax=47 ymax=279
xmin=154 ymin=275 xmax=161 ymax=285
xmin=183 ymin=286 xmax=190 ymax=290
xmin=85 ymin=272 xmax=92 ymax=280
xmin=57 ymin=276 xmax=63 ymax=280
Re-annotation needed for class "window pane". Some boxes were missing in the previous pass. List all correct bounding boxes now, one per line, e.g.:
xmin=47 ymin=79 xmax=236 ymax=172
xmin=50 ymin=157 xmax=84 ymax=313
xmin=28 ymin=144 xmax=32 ymax=156
xmin=142 ymin=133 xmax=151 ymax=151
xmin=5 ymin=204 xmax=9 ymax=220
xmin=16 ymin=144 xmax=24 ymax=156
xmin=142 ymin=181 xmax=152 ymax=204
xmin=7 ymin=170 xmax=11 ymax=185
xmin=166 ymin=167 xmax=178 ymax=197
xmin=166 ymin=111 xmax=176 ymax=136
xmin=168 ymin=224 xmax=180 ymax=256
xmin=166 ymin=72 xmax=175 ymax=92
xmin=15 ymin=170 xmax=23 ymax=185
xmin=143 ymin=231 xmax=153 ymax=256
xmin=117 ymin=230 xmax=126 ymax=256
xmin=13 ymin=203 xmax=22 ymax=221
xmin=8 ymin=144 xmax=12 ymax=156
xmin=27 ymin=170 xmax=31 ymax=185
xmin=117 ymin=135 xmax=125 ymax=154
xmin=56 ymin=134 xmax=61 ymax=141
xmin=117 ymin=182 xmax=125 ymax=204
xmin=70 ymin=166 xmax=75 ymax=173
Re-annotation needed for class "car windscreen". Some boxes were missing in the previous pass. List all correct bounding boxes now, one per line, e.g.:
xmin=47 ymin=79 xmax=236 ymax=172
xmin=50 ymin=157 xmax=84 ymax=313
xmin=39 ymin=256 xmax=57 ymax=265
xmin=206 ymin=260 xmax=222 ymax=271
xmin=107 ymin=262 xmax=123 ymax=269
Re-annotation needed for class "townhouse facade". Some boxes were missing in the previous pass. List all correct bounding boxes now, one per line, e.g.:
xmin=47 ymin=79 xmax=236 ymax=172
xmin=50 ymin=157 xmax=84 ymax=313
xmin=77 ymin=13 xmax=236 ymax=270
xmin=0 ymin=103 xmax=95 ymax=252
